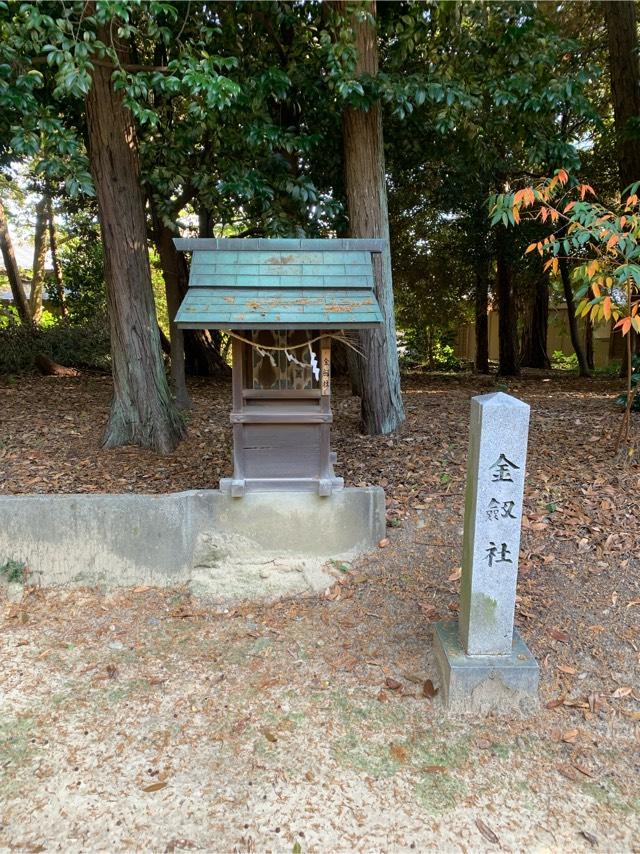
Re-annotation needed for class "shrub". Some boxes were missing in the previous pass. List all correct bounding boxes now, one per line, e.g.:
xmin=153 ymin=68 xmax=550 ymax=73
xmin=400 ymin=328 xmax=463 ymax=371
xmin=0 ymin=316 xmax=110 ymax=374
xmin=0 ymin=559 xmax=27 ymax=584
xmin=550 ymin=350 xmax=579 ymax=371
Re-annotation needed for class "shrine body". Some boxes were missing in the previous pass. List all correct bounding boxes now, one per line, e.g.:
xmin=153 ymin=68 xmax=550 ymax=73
xmin=174 ymin=238 xmax=384 ymax=497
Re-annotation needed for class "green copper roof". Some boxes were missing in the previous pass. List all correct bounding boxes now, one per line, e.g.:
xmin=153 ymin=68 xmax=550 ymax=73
xmin=174 ymin=239 xmax=384 ymax=330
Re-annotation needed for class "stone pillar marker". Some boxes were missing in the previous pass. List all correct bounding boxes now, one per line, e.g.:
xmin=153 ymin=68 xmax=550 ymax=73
xmin=433 ymin=392 xmax=539 ymax=715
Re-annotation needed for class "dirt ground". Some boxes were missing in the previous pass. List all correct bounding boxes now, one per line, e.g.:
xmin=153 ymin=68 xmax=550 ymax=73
xmin=1 ymin=371 xmax=639 ymax=852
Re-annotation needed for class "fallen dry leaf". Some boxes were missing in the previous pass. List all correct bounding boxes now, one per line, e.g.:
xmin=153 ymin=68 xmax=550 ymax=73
xmin=422 ymin=679 xmax=439 ymax=699
xmin=385 ymin=677 xmax=402 ymax=691
xmin=557 ymin=763 xmax=581 ymax=782
xmin=390 ymin=743 xmax=409 ymax=763
xmin=549 ymin=628 xmax=570 ymax=644
xmin=622 ymin=709 xmax=640 ymax=720
xmin=475 ymin=818 xmax=499 ymax=845
xmin=378 ymin=537 xmax=390 ymax=548
xmin=142 ymin=781 xmax=168 ymax=793
xmin=261 ymin=728 xmax=278 ymax=743
xmin=611 ymin=686 xmax=632 ymax=699
xmin=579 ymin=830 xmax=599 ymax=847
xmin=573 ymin=762 xmax=597 ymax=779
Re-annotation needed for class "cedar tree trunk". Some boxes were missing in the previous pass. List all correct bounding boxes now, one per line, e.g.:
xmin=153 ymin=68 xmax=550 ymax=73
xmin=86 ymin=29 xmax=184 ymax=453
xmin=520 ymin=275 xmax=550 ymax=369
xmin=46 ymin=195 xmax=66 ymax=316
xmin=152 ymin=209 xmax=230 ymax=380
xmin=340 ymin=0 xmax=404 ymax=434
xmin=474 ymin=255 xmax=489 ymax=373
xmin=559 ymin=256 xmax=591 ymax=377
xmin=0 ymin=198 xmax=31 ymax=323
xmin=604 ymin=1 xmax=640 ymax=193
xmin=603 ymin=0 xmax=640 ymax=376
xmin=30 ymin=196 xmax=47 ymax=323
xmin=153 ymin=218 xmax=191 ymax=410
xmin=495 ymin=233 xmax=519 ymax=376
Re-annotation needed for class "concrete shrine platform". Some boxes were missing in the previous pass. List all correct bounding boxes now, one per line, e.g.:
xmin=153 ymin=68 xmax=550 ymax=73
xmin=0 ymin=488 xmax=385 ymax=602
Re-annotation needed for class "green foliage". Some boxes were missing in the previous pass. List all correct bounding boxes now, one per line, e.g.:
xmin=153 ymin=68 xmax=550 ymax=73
xmin=550 ymin=350 xmax=579 ymax=371
xmin=0 ymin=559 xmax=26 ymax=584
xmin=150 ymin=250 xmax=169 ymax=335
xmin=491 ymin=173 xmax=640 ymax=334
xmin=400 ymin=330 xmax=463 ymax=372
xmin=0 ymin=0 xmax=618 ymax=393
xmin=0 ymin=317 xmax=110 ymax=374
xmin=616 ymin=355 xmax=640 ymax=412
xmin=54 ymin=236 xmax=106 ymax=323
xmin=0 ymin=304 xmax=57 ymax=329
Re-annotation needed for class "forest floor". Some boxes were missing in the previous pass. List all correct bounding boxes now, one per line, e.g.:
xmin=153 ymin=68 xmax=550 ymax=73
xmin=0 ymin=370 xmax=639 ymax=852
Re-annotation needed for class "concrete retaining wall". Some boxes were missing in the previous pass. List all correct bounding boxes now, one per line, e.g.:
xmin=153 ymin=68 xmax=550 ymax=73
xmin=0 ymin=488 xmax=385 ymax=601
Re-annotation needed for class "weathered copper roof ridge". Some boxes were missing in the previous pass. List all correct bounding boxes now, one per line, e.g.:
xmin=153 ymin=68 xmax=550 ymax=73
xmin=173 ymin=237 xmax=386 ymax=252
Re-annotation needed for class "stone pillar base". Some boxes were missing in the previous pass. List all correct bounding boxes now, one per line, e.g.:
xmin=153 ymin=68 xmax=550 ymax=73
xmin=433 ymin=620 xmax=539 ymax=716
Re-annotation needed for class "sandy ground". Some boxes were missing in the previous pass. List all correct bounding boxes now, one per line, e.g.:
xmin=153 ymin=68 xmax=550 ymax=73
xmin=0 ymin=576 xmax=638 ymax=853
xmin=1 ymin=371 xmax=639 ymax=851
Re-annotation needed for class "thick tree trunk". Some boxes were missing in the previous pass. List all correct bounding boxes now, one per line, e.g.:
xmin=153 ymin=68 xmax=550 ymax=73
xmin=150 ymin=208 xmax=191 ymax=409
xmin=152 ymin=210 xmax=229 ymax=380
xmin=46 ymin=196 xmax=66 ymax=316
xmin=86 ymin=27 xmax=184 ymax=453
xmin=184 ymin=328 xmax=231 ymax=376
xmin=604 ymin=1 xmax=640 ymax=193
xmin=474 ymin=256 xmax=489 ymax=373
xmin=0 ymin=198 xmax=32 ymax=323
xmin=495 ymin=233 xmax=519 ymax=376
xmin=30 ymin=196 xmax=48 ymax=323
xmin=520 ymin=275 xmax=550 ymax=369
xmin=340 ymin=0 xmax=404 ymax=434
xmin=559 ymin=256 xmax=591 ymax=377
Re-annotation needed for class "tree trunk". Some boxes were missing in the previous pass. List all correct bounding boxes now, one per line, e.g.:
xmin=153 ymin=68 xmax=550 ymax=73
xmin=495 ymin=233 xmax=519 ymax=376
xmin=474 ymin=255 xmax=489 ymax=373
xmin=152 ymin=209 xmax=230 ymax=380
xmin=184 ymin=328 xmax=231 ymax=376
xmin=30 ymin=196 xmax=48 ymax=323
xmin=559 ymin=256 xmax=591 ymax=377
xmin=46 ymin=195 xmax=66 ymax=316
xmin=86 ymin=25 xmax=184 ymax=453
xmin=199 ymin=208 xmax=213 ymax=239
xmin=340 ymin=0 xmax=405 ymax=434
xmin=152 ymin=214 xmax=191 ymax=409
xmin=0 ymin=198 xmax=32 ymax=323
xmin=604 ymin=1 xmax=640 ymax=193
xmin=585 ymin=317 xmax=595 ymax=372
xmin=520 ymin=275 xmax=550 ymax=369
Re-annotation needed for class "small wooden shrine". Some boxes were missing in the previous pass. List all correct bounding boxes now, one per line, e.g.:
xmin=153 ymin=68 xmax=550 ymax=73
xmin=174 ymin=238 xmax=384 ymax=497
